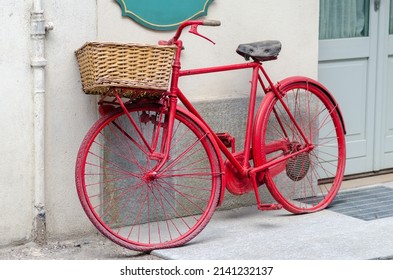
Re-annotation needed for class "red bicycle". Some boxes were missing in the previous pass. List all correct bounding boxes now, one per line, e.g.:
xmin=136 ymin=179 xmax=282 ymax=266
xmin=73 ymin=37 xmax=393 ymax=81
xmin=75 ymin=20 xmax=346 ymax=251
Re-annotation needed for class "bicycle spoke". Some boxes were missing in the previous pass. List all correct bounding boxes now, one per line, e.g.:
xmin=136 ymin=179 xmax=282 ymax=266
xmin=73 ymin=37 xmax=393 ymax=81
xmin=76 ymin=104 xmax=221 ymax=250
xmin=255 ymin=80 xmax=345 ymax=213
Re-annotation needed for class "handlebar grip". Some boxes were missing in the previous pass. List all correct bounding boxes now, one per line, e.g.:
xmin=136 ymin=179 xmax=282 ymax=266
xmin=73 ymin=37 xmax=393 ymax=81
xmin=202 ymin=20 xmax=221 ymax=26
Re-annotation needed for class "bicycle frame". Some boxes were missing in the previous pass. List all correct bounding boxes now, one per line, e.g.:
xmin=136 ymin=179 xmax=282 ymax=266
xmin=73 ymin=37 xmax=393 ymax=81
xmin=178 ymin=62 xmax=264 ymax=175
xmin=108 ymin=37 xmax=313 ymax=194
xmin=172 ymin=52 xmax=312 ymax=178
xmin=157 ymin=41 xmax=313 ymax=207
xmin=107 ymin=20 xmax=320 ymax=207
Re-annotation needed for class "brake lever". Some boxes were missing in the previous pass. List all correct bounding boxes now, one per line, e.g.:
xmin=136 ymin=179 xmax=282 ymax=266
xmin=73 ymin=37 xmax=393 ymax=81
xmin=189 ymin=24 xmax=216 ymax=45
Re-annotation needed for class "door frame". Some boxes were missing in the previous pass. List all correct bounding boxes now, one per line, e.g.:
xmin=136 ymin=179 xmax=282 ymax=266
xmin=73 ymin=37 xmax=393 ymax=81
xmin=375 ymin=0 xmax=393 ymax=170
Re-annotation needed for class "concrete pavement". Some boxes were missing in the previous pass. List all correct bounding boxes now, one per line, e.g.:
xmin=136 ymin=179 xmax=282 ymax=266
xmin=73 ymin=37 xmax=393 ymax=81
xmin=154 ymin=196 xmax=393 ymax=260
xmin=1 ymin=181 xmax=393 ymax=260
xmin=151 ymin=177 xmax=393 ymax=260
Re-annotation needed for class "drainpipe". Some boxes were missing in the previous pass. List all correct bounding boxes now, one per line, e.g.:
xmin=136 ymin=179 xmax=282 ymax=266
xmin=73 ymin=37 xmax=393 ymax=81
xmin=30 ymin=0 xmax=53 ymax=245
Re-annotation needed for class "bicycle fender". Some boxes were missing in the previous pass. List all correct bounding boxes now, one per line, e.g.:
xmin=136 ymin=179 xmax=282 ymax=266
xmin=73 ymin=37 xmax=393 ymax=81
xmin=276 ymin=76 xmax=346 ymax=134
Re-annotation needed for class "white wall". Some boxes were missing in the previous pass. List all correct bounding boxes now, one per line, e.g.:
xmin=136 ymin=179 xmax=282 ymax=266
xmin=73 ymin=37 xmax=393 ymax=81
xmin=44 ymin=0 xmax=98 ymax=238
xmin=98 ymin=0 xmax=319 ymax=100
xmin=0 ymin=0 xmax=319 ymax=246
xmin=0 ymin=1 xmax=34 ymax=246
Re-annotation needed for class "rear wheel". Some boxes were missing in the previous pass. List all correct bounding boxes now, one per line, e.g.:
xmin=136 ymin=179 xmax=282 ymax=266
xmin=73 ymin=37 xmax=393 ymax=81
xmin=253 ymin=80 xmax=346 ymax=213
xmin=75 ymin=103 xmax=222 ymax=251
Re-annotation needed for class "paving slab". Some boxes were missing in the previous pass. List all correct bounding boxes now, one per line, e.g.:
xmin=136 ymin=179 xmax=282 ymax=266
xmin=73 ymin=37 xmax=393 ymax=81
xmin=153 ymin=185 xmax=393 ymax=260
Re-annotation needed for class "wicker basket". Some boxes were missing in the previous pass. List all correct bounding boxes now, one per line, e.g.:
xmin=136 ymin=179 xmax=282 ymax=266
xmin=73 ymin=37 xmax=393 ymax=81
xmin=75 ymin=42 xmax=176 ymax=99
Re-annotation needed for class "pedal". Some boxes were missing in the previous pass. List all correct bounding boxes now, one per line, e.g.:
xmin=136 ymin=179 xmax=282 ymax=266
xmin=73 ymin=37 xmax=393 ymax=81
xmin=257 ymin=204 xmax=283 ymax=211
xmin=216 ymin=132 xmax=236 ymax=153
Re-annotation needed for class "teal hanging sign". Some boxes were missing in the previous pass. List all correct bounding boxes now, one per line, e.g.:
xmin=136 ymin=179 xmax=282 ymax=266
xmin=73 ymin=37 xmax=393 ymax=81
xmin=115 ymin=0 xmax=215 ymax=31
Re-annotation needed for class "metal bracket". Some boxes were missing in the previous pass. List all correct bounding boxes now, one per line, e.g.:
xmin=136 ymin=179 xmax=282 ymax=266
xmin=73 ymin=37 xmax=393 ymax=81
xmin=45 ymin=22 xmax=54 ymax=32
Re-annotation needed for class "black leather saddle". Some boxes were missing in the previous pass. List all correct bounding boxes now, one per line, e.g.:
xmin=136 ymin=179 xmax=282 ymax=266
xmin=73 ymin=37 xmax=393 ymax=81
xmin=236 ymin=40 xmax=282 ymax=62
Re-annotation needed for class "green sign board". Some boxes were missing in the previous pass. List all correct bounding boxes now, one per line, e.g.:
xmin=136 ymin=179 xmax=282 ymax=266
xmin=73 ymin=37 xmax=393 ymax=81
xmin=115 ymin=0 xmax=215 ymax=30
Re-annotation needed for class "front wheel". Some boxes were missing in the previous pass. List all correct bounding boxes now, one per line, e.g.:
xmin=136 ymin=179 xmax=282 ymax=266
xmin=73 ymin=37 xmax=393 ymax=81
xmin=75 ymin=103 xmax=222 ymax=251
xmin=253 ymin=79 xmax=346 ymax=213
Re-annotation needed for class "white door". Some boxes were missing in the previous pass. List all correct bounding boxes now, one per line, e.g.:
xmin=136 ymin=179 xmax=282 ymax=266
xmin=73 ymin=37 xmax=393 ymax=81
xmin=318 ymin=0 xmax=393 ymax=175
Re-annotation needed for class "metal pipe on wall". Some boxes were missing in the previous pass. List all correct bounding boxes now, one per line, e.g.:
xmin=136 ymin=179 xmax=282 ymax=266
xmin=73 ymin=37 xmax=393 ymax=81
xmin=30 ymin=0 xmax=53 ymax=244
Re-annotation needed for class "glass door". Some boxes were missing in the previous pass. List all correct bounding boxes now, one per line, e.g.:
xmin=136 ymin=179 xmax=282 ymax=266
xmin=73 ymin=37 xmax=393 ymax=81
xmin=318 ymin=0 xmax=375 ymax=175
xmin=319 ymin=0 xmax=393 ymax=174
xmin=319 ymin=0 xmax=370 ymax=40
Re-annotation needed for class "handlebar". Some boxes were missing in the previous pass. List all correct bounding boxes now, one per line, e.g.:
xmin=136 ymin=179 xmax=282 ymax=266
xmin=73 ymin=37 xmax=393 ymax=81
xmin=159 ymin=20 xmax=221 ymax=46
xmin=201 ymin=20 xmax=221 ymax=27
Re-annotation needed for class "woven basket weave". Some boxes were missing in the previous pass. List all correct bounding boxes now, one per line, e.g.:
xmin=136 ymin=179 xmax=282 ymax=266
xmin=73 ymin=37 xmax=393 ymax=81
xmin=75 ymin=42 xmax=176 ymax=98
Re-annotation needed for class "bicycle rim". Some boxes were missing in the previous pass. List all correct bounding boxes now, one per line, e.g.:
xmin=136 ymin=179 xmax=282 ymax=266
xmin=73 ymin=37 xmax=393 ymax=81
xmin=254 ymin=81 xmax=346 ymax=213
xmin=75 ymin=103 xmax=221 ymax=251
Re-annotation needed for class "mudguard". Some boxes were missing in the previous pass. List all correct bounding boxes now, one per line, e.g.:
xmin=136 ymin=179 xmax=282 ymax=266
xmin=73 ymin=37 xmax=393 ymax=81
xmin=276 ymin=76 xmax=346 ymax=134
